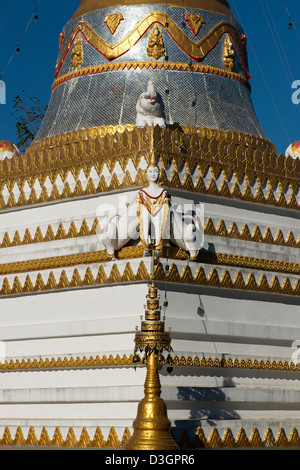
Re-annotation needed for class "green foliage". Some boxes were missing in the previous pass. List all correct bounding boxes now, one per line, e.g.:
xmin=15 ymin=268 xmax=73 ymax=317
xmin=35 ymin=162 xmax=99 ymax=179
xmin=13 ymin=93 xmax=47 ymax=152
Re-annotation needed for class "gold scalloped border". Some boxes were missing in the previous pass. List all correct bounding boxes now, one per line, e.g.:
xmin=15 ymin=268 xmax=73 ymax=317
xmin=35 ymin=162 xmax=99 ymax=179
xmin=1 ymin=423 xmax=300 ymax=448
xmin=52 ymin=61 xmax=250 ymax=93
xmin=0 ymin=258 xmax=299 ymax=297
xmin=1 ymin=125 xmax=299 ymax=212
xmin=1 ymin=354 xmax=300 ymax=372
xmin=1 ymin=216 xmax=299 ymax=250
xmin=204 ymin=218 xmax=300 ymax=248
xmin=0 ymin=249 xmax=299 ymax=277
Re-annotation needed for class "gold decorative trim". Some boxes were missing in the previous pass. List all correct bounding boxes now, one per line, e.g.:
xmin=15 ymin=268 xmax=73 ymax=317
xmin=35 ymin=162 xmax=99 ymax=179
xmin=1 ymin=354 xmax=300 ymax=372
xmin=0 ymin=258 xmax=149 ymax=296
xmin=0 ymin=126 xmax=298 ymax=212
xmin=0 ymin=425 xmax=128 ymax=448
xmin=1 ymin=217 xmax=299 ymax=250
xmin=0 ymin=248 xmax=299 ymax=277
xmin=55 ymin=15 xmax=246 ymax=76
xmin=1 ymin=424 xmax=300 ymax=448
xmin=51 ymin=61 xmax=249 ymax=93
xmin=199 ymin=252 xmax=300 ymax=276
xmin=0 ymin=258 xmax=299 ymax=297
xmin=0 ymin=251 xmax=108 ymax=276
xmin=204 ymin=218 xmax=300 ymax=248
xmin=0 ymin=218 xmax=100 ymax=249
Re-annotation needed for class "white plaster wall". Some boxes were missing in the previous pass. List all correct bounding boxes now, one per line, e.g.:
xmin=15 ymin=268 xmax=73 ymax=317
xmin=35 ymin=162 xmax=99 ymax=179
xmin=0 ymin=187 xmax=299 ymax=434
xmin=0 ymin=280 xmax=298 ymax=362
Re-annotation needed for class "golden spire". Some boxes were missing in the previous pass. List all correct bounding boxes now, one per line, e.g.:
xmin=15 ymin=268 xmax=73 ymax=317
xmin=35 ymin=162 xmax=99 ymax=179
xmin=124 ymin=246 xmax=178 ymax=450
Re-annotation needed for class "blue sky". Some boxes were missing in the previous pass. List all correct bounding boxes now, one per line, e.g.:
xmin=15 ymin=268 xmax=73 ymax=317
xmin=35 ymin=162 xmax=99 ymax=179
xmin=0 ymin=0 xmax=299 ymax=155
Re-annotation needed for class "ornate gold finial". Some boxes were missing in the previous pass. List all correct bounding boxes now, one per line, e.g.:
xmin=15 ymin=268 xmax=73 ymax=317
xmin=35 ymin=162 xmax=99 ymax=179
xmin=223 ymin=34 xmax=235 ymax=72
xmin=146 ymin=25 xmax=165 ymax=60
xmin=70 ymin=35 xmax=83 ymax=69
xmin=125 ymin=247 xmax=178 ymax=450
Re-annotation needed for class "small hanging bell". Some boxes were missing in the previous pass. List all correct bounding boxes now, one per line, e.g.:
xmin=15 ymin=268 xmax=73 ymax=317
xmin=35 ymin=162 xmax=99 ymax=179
xmin=133 ymin=354 xmax=140 ymax=363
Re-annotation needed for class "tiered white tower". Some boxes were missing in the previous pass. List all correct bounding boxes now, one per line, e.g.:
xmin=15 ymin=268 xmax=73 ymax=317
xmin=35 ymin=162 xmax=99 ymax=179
xmin=0 ymin=0 xmax=299 ymax=447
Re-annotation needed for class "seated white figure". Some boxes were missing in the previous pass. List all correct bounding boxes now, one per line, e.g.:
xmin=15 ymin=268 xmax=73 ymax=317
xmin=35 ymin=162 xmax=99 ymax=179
xmin=136 ymin=80 xmax=166 ymax=129
xmin=285 ymin=141 xmax=300 ymax=159
xmin=99 ymin=159 xmax=203 ymax=260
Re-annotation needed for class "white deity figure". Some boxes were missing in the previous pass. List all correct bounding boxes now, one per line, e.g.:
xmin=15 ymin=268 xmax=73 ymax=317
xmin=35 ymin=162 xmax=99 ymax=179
xmin=137 ymin=159 xmax=203 ymax=259
xmin=137 ymin=164 xmax=170 ymax=256
xmin=136 ymin=80 xmax=166 ymax=128
xmin=99 ymin=159 xmax=203 ymax=260
xmin=285 ymin=141 xmax=300 ymax=159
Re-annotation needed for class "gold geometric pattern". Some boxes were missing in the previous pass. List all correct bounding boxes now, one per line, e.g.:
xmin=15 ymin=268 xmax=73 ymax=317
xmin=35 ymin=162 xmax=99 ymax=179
xmin=1 ymin=353 xmax=300 ymax=372
xmin=51 ymin=61 xmax=250 ymax=93
xmin=204 ymin=218 xmax=300 ymax=248
xmin=0 ymin=218 xmax=100 ymax=249
xmin=55 ymin=14 xmax=245 ymax=76
xmin=0 ymin=258 xmax=299 ymax=297
xmin=0 ymin=249 xmax=299 ymax=277
xmin=1 ymin=424 xmax=300 ymax=448
xmin=0 ymin=125 xmax=299 ymax=212
xmin=0 ymin=217 xmax=299 ymax=250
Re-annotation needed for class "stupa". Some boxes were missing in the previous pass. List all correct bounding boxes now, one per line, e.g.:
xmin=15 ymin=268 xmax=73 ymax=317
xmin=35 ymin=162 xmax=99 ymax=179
xmin=0 ymin=0 xmax=299 ymax=448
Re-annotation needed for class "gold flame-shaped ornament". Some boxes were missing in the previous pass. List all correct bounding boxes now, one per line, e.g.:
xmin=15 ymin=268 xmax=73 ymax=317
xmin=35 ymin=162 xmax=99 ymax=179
xmin=104 ymin=13 xmax=124 ymax=35
xmin=185 ymin=13 xmax=205 ymax=36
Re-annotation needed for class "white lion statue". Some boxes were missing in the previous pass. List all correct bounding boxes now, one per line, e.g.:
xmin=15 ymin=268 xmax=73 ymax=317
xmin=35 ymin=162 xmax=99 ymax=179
xmin=136 ymin=80 xmax=166 ymax=128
